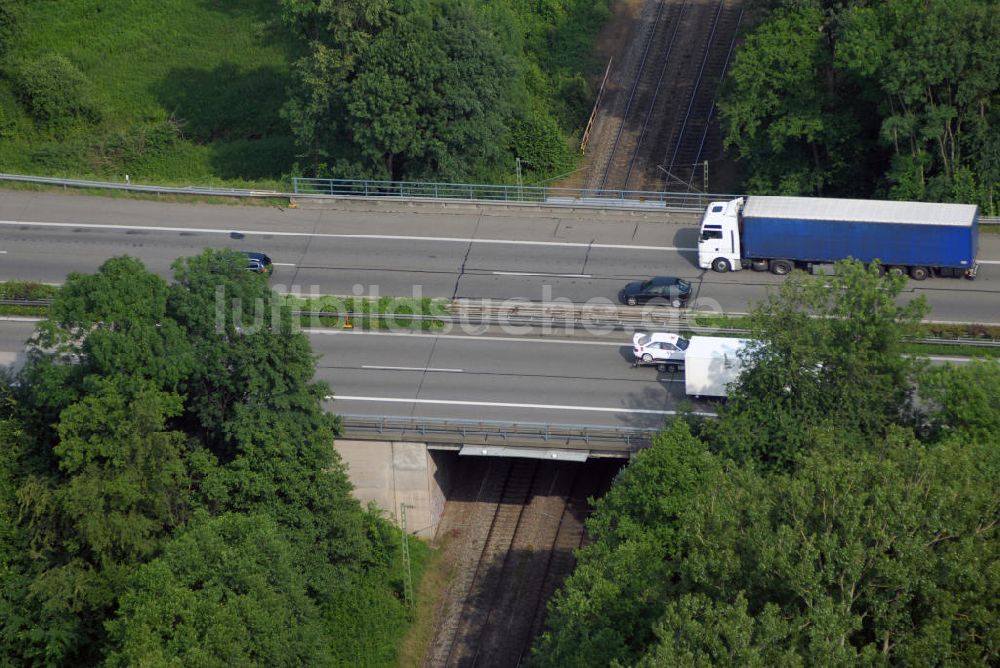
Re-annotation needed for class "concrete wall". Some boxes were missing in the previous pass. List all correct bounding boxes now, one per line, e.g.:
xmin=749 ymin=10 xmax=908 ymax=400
xmin=334 ymin=440 xmax=454 ymax=539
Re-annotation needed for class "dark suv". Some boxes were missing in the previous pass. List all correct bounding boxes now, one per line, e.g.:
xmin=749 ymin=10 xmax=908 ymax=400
xmin=618 ymin=276 xmax=691 ymax=307
xmin=244 ymin=251 xmax=273 ymax=275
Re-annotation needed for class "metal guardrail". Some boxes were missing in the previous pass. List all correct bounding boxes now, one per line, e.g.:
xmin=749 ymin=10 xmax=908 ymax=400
xmin=447 ymin=300 xmax=737 ymax=332
xmin=0 ymin=172 xmax=283 ymax=198
xmin=2 ymin=172 xmax=999 ymax=221
xmin=292 ymin=177 xmax=739 ymax=211
xmin=338 ymin=414 xmax=656 ymax=451
xmin=4 ymin=298 xmax=1000 ymax=346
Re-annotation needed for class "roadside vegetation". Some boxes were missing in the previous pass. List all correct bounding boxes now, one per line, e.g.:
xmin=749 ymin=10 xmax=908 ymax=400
xmin=0 ymin=0 xmax=609 ymax=187
xmin=719 ymin=0 xmax=1000 ymax=213
xmin=0 ymin=250 xmax=426 ymax=665
xmin=532 ymin=260 xmax=1000 ymax=665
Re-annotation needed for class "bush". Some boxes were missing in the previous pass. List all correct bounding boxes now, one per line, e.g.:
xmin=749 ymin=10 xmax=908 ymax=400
xmin=0 ymin=3 xmax=17 ymax=58
xmin=0 ymin=281 xmax=58 ymax=300
xmin=89 ymin=119 xmax=182 ymax=174
xmin=14 ymin=53 xmax=102 ymax=128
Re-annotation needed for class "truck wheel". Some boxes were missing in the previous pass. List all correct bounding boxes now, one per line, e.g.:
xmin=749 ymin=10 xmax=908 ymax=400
xmin=770 ymin=259 xmax=792 ymax=275
xmin=909 ymin=266 xmax=929 ymax=281
xmin=888 ymin=266 xmax=906 ymax=278
xmin=670 ymin=297 xmax=682 ymax=308
xmin=665 ymin=363 xmax=679 ymax=373
xmin=711 ymin=258 xmax=731 ymax=273
xmin=627 ymin=296 xmax=638 ymax=306
xmin=750 ymin=259 xmax=768 ymax=272
xmin=642 ymin=353 xmax=653 ymax=363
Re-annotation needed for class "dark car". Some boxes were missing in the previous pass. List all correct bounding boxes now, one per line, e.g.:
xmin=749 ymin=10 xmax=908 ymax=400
xmin=244 ymin=251 xmax=273 ymax=275
xmin=618 ymin=276 xmax=691 ymax=307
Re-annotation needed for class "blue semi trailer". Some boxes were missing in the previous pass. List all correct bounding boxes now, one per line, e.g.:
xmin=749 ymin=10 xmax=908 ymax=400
xmin=697 ymin=196 xmax=979 ymax=280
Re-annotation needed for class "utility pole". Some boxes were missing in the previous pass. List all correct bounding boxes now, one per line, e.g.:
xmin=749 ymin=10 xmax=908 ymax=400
xmin=515 ymin=157 xmax=523 ymax=201
xmin=400 ymin=503 xmax=415 ymax=614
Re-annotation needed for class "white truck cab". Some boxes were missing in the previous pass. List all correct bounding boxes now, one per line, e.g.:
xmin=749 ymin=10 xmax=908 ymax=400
xmin=698 ymin=197 xmax=743 ymax=273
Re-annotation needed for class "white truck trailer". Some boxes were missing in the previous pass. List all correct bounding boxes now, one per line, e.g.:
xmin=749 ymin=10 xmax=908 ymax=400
xmin=684 ymin=336 xmax=750 ymax=398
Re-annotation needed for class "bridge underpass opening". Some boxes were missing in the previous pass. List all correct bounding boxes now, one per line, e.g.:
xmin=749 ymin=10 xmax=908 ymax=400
xmin=333 ymin=438 xmax=625 ymax=667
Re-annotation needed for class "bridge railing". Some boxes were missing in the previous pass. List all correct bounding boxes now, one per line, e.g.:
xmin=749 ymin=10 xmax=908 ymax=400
xmin=337 ymin=414 xmax=658 ymax=452
xmin=2 ymin=172 xmax=998 ymax=221
xmin=291 ymin=177 xmax=736 ymax=211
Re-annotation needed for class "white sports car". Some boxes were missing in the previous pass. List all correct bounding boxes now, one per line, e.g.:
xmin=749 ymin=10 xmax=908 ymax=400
xmin=632 ymin=332 xmax=689 ymax=371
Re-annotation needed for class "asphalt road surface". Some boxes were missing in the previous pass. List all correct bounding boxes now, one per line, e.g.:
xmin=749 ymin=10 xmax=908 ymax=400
xmin=1 ymin=190 xmax=998 ymax=323
xmin=0 ymin=319 xmax=707 ymax=428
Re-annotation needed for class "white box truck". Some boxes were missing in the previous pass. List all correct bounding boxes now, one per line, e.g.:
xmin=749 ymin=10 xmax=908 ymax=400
xmin=684 ymin=336 xmax=750 ymax=398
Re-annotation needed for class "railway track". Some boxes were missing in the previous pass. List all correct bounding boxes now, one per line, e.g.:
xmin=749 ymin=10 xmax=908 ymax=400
xmin=428 ymin=459 xmax=622 ymax=667
xmin=445 ymin=459 xmax=539 ymax=667
xmin=661 ymin=1 xmax=744 ymax=190
xmin=429 ymin=458 xmax=514 ymax=667
xmin=585 ymin=0 xmax=744 ymax=194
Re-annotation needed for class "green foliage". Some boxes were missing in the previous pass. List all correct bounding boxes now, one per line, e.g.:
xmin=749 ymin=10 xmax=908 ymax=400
xmin=918 ymin=359 xmax=1000 ymax=442
xmin=536 ymin=419 xmax=1000 ymax=666
xmin=720 ymin=0 xmax=1000 ymax=210
xmin=718 ymin=4 xmax=871 ymax=196
xmin=9 ymin=378 xmax=191 ymax=664
xmin=535 ymin=257 xmax=999 ymax=666
xmin=282 ymin=0 xmax=598 ymax=183
xmin=106 ymin=513 xmax=330 ymax=667
xmin=533 ymin=421 xmax=725 ymax=667
xmin=0 ymin=0 xmax=298 ymax=183
xmin=1 ymin=0 xmax=604 ymax=186
xmin=13 ymin=53 xmax=102 ymax=130
xmin=0 ymin=280 xmax=57 ymax=300
xmin=0 ymin=250 xmax=416 ymax=665
xmin=706 ymin=259 xmax=927 ymax=470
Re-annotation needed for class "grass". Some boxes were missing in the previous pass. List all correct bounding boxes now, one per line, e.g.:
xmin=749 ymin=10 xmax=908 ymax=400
xmin=0 ymin=180 xmax=292 ymax=207
xmin=1 ymin=0 xmax=299 ymax=184
xmin=396 ymin=538 xmax=454 ymax=667
xmin=284 ymin=295 xmax=450 ymax=331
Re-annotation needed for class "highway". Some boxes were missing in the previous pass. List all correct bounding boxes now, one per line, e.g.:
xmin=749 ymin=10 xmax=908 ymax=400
xmin=1 ymin=190 xmax=998 ymax=322
xmin=0 ymin=189 xmax=997 ymax=429
xmin=0 ymin=318 xmax=707 ymax=428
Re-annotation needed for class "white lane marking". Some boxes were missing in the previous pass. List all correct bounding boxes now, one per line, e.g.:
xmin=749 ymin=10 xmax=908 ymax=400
xmin=362 ymin=365 xmax=464 ymax=373
xmin=0 ymin=251 xmax=7 ymax=254
xmin=329 ymin=395 xmax=717 ymax=417
xmin=492 ymin=271 xmax=593 ymax=278
xmin=0 ymin=220 xmax=691 ymax=252
xmin=273 ymin=262 xmax=297 ymax=267
xmin=979 ymin=260 xmax=1000 ymax=265
xmin=306 ymin=328 xmax=627 ymax=346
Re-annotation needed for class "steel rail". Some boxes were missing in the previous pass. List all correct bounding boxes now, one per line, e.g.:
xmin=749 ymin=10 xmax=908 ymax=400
xmin=596 ymin=0 xmax=670 ymax=193
xmin=663 ymin=0 xmax=726 ymax=183
xmin=685 ymin=5 xmax=744 ymax=190
xmin=622 ymin=1 xmax=690 ymax=191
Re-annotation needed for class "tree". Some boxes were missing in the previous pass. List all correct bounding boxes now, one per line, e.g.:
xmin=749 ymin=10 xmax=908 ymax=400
xmin=918 ymin=359 xmax=1000 ymax=444
xmin=8 ymin=379 xmax=190 ymax=665
xmin=283 ymin=0 xmax=513 ymax=181
xmin=0 ymin=250 xmax=411 ymax=665
xmin=720 ymin=0 xmax=999 ymax=210
xmin=343 ymin=1 xmax=513 ymax=180
xmin=105 ymin=513 xmax=330 ymax=667
xmin=534 ymin=424 xmax=1000 ymax=666
xmin=718 ymin=3 xmax=874 ymax=195
xmin=705 ymin=259 xmax=927 ymax=470
xmin=532 ymin=421 xmax=728 ymax=667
